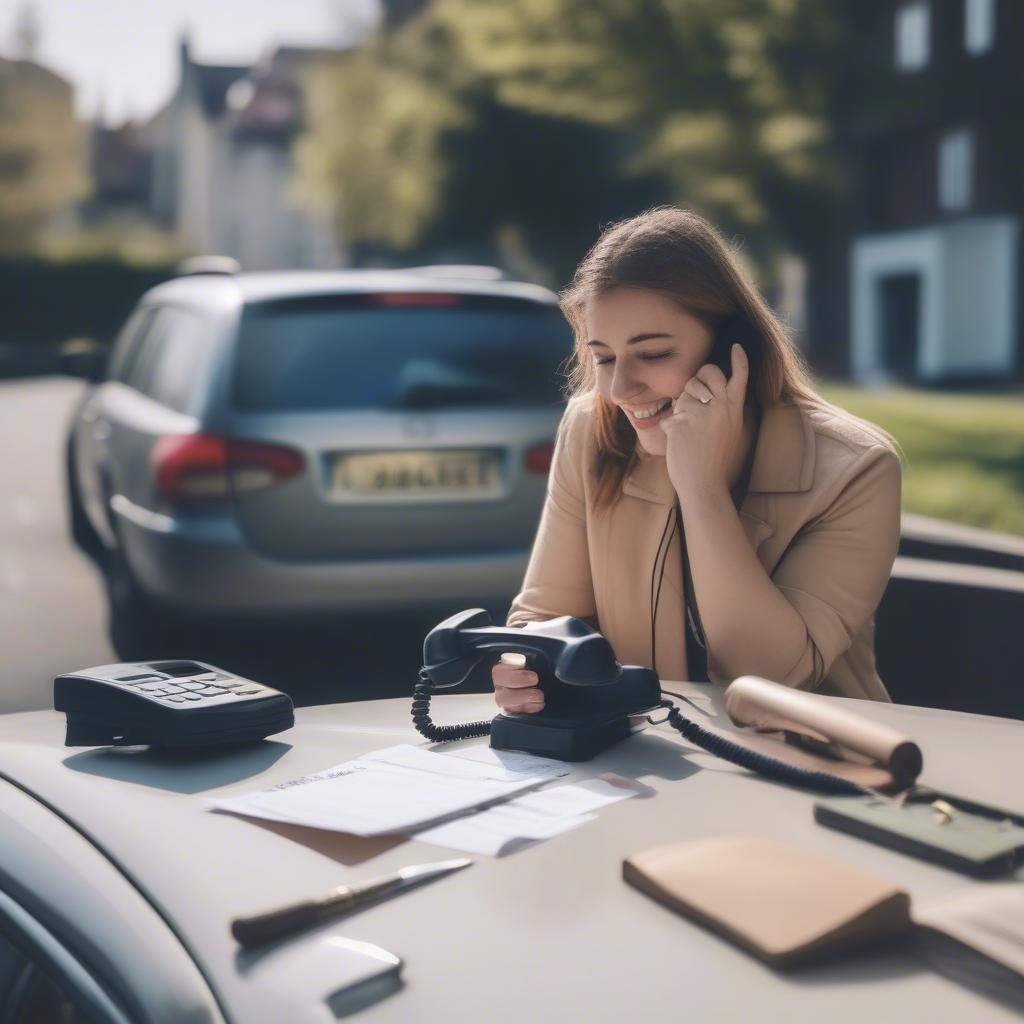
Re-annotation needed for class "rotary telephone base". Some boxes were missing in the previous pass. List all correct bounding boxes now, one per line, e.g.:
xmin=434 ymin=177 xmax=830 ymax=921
xmin=490 ymin=707 xmax=649 ymax=762
xmin=411 ymin=609 xmax=661 ymax=760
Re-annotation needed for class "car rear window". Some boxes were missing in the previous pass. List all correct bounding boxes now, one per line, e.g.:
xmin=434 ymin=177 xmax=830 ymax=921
xmin=233 ymin=293 xmax=574 ymax=411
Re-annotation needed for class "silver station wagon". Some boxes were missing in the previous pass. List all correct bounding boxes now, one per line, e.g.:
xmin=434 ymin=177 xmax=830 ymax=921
xmin=67 ymin=268 xmax=571 ymax=641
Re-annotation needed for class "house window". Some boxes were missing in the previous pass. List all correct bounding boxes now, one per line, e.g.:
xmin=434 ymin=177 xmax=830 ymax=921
xmin=965 ymin=0 xmax=995 ymax=55
xmin=895 ymin=2 xmax=930 ymax=71
xmin=938 ymin=129 xmax=973 ymax=211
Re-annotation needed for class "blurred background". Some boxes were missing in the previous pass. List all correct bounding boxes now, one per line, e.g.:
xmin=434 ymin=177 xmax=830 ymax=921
xmin=0 ymin=0 xmax=1021 ymax=718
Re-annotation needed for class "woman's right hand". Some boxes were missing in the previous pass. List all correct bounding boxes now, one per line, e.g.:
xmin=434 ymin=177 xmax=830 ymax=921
xmin=492 ymin=653 xmax=544 ymax=714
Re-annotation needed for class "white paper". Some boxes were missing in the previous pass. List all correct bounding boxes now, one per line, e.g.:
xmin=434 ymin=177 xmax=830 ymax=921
xmin=368 ymin=743 xmax=569 ymax=782
xmin=415 ymin=804 xmax=596 ymax=856
xmin=511 ymin=775 xmax=643 ymax=816
xmin=414 ymin=774 xmax=643 ymax=856
xmin=436 ymin=744 xmax=571 ymax=782
xmin=207 ymin=744 xmax=557 ymax=837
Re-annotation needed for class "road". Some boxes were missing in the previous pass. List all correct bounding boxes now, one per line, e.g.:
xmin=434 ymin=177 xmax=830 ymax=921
xmin=0 ymin=377 xmax=497 ymax=714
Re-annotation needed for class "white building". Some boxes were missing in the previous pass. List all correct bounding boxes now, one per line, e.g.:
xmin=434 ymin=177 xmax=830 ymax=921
xmin=148 ymin=36 xmax=343 ymax=271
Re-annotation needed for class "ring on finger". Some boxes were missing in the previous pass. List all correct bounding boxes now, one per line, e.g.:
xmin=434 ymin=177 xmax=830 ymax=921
xmin=686 ymin=382 xmax=714 ymax=405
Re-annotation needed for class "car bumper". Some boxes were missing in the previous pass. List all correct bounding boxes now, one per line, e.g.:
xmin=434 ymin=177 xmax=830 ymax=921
xmin=111 ymin=495 xmax=528 ymax=616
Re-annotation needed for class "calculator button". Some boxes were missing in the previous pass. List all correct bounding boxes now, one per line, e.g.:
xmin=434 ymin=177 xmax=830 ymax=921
xmin=193 ymin=673 xmax=219 ymax=682
xmin=182 ymin=693 xmax=202 ymax=701
xmin=166 ymin=696 xmax=187 ymax=703
xmin=236 ymin=688 xmax=260 ymax=695
xmin=139 ymin=684 xmax=164 ymax=692
xmin=162 ymin=685 xmax=185 ymax=694
xmin=179 ymin=682 xmax=205 ymax=691
xmin=198 ymin=687 xmax=226 ymax=696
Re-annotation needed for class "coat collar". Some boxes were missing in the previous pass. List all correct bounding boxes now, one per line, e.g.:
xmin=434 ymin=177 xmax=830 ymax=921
xmin=621 ymin=401 xmax=816 ymax=506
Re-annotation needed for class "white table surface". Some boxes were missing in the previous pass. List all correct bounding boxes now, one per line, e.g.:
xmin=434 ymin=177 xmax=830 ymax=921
xmin=0 ymin=683 xmax=1021 ymax=1022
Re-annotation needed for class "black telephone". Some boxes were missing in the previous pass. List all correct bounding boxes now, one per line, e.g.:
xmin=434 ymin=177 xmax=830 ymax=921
xmin=54 ymin=660 xmax=294 ymax=748
xmin=414 ymin=609 xmax=663 ymax=761
xmin=707 ymin=312 xmax=764 ymax=382
xmin=412 ymin=609 xmax=873 ymax=795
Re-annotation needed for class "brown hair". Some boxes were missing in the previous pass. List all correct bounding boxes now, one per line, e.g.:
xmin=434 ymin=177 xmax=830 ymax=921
xmin=559 ymin=206 xmax=894 ymax=505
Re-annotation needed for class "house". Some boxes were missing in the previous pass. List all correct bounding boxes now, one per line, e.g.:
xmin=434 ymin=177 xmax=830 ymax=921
xmin=145 ymin=35 xmax=344 ymax=270
xmin=847 ymin=0 xmax=1022 ymax=384
xmin=0 ymin=55 xmax=86 ymax=250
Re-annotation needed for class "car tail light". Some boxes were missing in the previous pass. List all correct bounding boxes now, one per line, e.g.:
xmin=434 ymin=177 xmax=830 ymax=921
xmin=152 ymin=434 xmax=304 ymax=503
xmin=524 ymin=441 xmax=554 ymax=475
xmin=228 ymin=439 xmax=305 ymax=494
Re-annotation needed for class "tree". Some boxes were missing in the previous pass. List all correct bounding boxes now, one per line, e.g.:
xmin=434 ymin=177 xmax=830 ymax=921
xmin=439 ymin=0 xmax=856 ymax=261
xmin=294 ymin=4 xmax=668 ymax=280
xmin=295 ymin=0 xmax=863 ymax=338
xmin=294 ymin=18 xmax=476 ymax=252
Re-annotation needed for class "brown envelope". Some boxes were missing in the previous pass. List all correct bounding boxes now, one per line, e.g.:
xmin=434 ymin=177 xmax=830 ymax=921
xmin=623 ymin=835 xmax=912 ymax=969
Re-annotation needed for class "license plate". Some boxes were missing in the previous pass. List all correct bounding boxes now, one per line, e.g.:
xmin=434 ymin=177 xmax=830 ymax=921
xmin=330 ymin=449 xmax=504 ymax=501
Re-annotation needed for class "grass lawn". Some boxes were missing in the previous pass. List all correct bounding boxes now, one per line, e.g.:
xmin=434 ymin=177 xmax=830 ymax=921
xmin=818 ymin=384 xmax=1024 ymax=537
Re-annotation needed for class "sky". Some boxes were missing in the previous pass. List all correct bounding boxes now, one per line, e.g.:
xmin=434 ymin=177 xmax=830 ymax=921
xmin=0 ymin=0 xmax=381 ymax=125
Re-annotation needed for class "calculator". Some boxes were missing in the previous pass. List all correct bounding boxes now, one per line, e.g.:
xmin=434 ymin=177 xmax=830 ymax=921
xmin=54 ymin=660 xmax=294 ymax=749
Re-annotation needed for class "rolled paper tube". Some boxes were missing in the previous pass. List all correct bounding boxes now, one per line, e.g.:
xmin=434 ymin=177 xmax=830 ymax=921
xmin=723 ymin=676 xmax=923 ymax=788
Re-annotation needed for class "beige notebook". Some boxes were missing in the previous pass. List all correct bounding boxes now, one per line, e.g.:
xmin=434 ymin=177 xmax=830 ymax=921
xmin=623 ymin=835 xmax=912 ymax=969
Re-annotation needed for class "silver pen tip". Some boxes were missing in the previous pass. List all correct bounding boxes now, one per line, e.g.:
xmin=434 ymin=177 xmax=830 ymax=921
xmin=399 ymin=857 xmax=474 ymax=881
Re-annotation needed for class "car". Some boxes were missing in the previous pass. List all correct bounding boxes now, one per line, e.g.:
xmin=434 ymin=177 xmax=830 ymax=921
xmin=66 ymin=267 xmax=572 ymax=652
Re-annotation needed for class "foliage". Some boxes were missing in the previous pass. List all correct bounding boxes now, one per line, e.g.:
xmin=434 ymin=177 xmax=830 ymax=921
xmin=295 ymin=0 xmax=856 ymax=275
xmin=39 ymin=219 xmax=187 ymax=267
xmin=440 ymin=0 xmax=845 ymax=241
xmin=822 ymin=385 xmax=1024 ymax=537
xmin=294 ymin=22 xmax=476 ymax=251
xmin=0 ymin=256 xmax=175 ymax=345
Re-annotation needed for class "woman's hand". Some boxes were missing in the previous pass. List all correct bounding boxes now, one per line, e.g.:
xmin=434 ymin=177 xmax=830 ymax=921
xmin=660 ymin=342 xmax=749 ymax=499
xmin=491 ymin=653 xmax=544 ymax=713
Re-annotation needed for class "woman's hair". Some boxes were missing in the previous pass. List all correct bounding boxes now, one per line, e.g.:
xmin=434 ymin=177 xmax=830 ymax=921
xmin=559 ymin=206 xmax=895 ymax=505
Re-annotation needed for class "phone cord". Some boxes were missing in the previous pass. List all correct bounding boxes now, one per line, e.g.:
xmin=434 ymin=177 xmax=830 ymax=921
xmin=411 ymin=671 xmax=493 ymax=742
xmin=659 ymin=700 xmax=866 ymax=796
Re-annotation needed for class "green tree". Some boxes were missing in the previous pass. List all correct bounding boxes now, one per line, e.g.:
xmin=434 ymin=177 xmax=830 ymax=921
xmin=295 ymin=19 xmax=475 ymax=253
xmin=296 ymin=0 xmax=864 ymax=339
xmin=439 ymin=0 xmax=855 ymax=264
xmin=294 ymin=4 xmax=668 ymax=280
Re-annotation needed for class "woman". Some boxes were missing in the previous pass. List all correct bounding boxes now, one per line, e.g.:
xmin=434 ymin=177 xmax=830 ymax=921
xmin=493 ymin=206 xmax=902 ymax=713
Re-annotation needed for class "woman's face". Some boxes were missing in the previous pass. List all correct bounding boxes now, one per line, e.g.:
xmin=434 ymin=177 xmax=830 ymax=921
xmin=583 ymin=287 xmax=714 ymax=456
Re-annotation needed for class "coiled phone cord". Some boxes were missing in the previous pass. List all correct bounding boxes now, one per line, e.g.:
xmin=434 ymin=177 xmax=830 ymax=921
xmin=657 ymin=699 xmax=866 ymax=796
xmin=411 ymin=670 xmax=493 ymax=742
xmin=413 ymin=670 xmax=865 ymax=796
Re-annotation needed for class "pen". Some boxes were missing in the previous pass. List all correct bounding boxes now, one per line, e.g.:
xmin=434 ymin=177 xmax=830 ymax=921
xmin=231 ymin=857 xmax=473 ymax=947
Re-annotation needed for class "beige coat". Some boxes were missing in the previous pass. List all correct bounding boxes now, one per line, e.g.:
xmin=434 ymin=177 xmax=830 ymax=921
xmin=508 ymin=395 xmax=902 ymax=701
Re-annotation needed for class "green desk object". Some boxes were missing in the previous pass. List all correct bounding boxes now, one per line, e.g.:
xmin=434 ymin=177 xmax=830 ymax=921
xmin=815 ymin=788 xmax=1024 ymax=877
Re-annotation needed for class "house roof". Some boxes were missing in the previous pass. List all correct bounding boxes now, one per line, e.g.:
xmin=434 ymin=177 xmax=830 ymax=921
xmin=0 ymin=55 xmax=73 ymax=95
xmin=190 ymin=62 xmax=250 ymax=119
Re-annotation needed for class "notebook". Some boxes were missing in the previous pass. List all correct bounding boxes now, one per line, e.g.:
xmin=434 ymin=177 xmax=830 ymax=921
xmin=914 ymin=884 xmax=1024 ymax=1007
xmin=623 ymin=834 xmax=911 ymax=969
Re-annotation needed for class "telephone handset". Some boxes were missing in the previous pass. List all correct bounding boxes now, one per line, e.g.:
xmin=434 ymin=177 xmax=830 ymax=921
xmin=411 ymin=609 xmax=902 ymax=796
xmin=706 ymin=312 xmax=764 ymax=382
xmin=415 ymin=609 xmax=663 ymax=761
